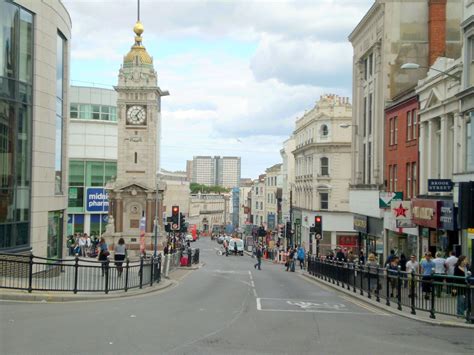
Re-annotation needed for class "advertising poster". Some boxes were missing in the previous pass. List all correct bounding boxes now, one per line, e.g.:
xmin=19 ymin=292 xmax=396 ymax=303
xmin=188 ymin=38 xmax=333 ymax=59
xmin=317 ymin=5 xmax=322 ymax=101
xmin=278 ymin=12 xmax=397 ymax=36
xmin=139 ymin=216 xmax=146 ymax=254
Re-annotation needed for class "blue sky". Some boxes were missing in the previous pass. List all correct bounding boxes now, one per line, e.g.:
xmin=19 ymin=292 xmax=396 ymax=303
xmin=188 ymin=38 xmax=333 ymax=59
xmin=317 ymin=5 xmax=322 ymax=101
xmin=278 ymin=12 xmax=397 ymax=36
xmin=64 ymin=0 xmax=373 ymax=178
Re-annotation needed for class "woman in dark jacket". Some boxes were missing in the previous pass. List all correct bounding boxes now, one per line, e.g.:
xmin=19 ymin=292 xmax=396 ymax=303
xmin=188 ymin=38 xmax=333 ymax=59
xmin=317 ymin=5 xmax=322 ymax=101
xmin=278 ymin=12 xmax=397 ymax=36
xmin=453 ymin=256 xmax=468 ymax=317
xmin=98 ymin=237 xmax=109 ymax=276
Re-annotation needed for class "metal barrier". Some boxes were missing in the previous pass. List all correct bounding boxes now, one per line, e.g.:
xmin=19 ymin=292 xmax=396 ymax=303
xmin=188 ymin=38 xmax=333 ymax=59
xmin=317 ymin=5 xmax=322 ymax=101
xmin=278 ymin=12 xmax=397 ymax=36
xmin=307 ymin=256 xmax=473 ymax=323
xmin=0 ymin=252 xmax=161 ymax=294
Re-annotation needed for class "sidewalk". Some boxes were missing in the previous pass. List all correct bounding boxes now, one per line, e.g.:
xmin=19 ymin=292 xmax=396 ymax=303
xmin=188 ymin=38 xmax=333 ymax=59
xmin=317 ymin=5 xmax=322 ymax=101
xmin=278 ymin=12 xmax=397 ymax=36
xmin=0 ymin=266 xmax=201 ymax=303
xmin=302 ymin=271 xmax=474 ymax=329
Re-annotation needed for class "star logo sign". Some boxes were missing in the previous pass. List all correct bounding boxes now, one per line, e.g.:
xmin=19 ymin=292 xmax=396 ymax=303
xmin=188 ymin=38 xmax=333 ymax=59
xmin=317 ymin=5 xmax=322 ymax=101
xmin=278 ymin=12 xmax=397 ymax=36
xmin=394 ymin=203 xmax=408 ymax=218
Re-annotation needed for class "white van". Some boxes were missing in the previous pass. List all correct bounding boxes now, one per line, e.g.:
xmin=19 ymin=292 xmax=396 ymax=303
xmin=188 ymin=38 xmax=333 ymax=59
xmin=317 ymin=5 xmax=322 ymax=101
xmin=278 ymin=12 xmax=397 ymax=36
xmin=228 ymin=238 xmax=244 ymax=255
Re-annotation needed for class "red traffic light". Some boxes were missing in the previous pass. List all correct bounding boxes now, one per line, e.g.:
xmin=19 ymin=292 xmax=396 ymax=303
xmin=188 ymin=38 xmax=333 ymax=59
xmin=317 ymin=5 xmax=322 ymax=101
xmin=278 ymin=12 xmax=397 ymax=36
xmin=172 ymin=206 xmax=179 ymax=214
xmin=315 ymin=216 xmax=322 ymax=223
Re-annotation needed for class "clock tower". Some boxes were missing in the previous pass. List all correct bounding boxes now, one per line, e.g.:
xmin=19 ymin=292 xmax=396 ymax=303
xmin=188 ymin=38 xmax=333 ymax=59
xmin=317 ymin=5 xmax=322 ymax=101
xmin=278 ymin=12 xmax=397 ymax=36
xmin=105 ymin=19 xmax=168 ymax=253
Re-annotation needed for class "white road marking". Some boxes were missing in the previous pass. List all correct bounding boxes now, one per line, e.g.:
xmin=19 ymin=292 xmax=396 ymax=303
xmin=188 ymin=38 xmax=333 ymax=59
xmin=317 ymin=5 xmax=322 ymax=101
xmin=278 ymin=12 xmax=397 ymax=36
xmin=253 ymin=288 xmax=258 ymax=298
xmin=256 ymin=297 xmax=262 ymax=310
xmin=257 ymin=308 xmax=387 ymax=315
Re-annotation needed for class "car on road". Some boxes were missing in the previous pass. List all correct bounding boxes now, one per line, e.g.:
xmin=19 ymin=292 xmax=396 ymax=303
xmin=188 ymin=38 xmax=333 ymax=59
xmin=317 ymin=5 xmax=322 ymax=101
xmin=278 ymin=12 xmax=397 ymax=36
xmin=228 ymin=238 xmax=244 ymax=255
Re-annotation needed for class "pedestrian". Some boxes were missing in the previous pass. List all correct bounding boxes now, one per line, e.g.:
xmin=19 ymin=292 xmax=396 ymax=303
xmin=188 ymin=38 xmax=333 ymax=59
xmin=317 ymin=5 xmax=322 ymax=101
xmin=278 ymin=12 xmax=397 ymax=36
xmin=78 ymin=234 xmax=87 ymax=257
xmin=348 ymin=249 xmax=356 ymax=263
xmin=405 ymin=255 xmax=419 ymax=297
xmin=433 ymin=251 xmax=447 ymax=297
xmin=388 ymin=256 xmax=400 ymax=298
xmin=335 ymin=247 xmax=347 ymax=262
xmin=385 ymin=249 xmax=395 ymax=266
xmin=66 ymin=235 xmax=75 ymax=256
xmin=297 ymin=245 xmax=305 ymax=270
xmin=445 ymin=250 xmax=458 ymax=295
xmin=98 ymin=237 xmax=110 ymax=276
xmin=420 ymin=252 xmax=435 ymax=300
xmin=367 ymin=253 xmax=379 ymax=292
xmin=453 ymin=256 xmax=469 ymax=317
xmin=114 ymin=238 xmax=126 ymax=277
xmin=234 ymin=240 xmax=238 ymax=256
xmin=84 ymin=233 xmax=91 ymax=257
xmin=254 ymin=245 xmax=262 ymax=270
xmin=359 ymin=250 xmax=365 ymax=265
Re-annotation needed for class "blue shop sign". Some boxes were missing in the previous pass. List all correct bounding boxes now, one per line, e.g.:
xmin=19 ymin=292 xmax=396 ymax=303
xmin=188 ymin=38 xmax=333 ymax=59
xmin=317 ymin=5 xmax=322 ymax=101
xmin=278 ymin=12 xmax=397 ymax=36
xmin=85 ymin=188 xmax=109 ymax=213
xmin=428 ymin=179 xmax=453 ymax=192
xmin=439 ymin=200 xmax=456 ymax=231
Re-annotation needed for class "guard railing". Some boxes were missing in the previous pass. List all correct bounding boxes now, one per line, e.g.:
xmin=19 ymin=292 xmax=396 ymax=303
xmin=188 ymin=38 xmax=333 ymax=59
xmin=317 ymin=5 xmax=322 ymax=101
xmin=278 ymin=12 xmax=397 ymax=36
xmin=307 ymin=256 xmax=473 ymax=324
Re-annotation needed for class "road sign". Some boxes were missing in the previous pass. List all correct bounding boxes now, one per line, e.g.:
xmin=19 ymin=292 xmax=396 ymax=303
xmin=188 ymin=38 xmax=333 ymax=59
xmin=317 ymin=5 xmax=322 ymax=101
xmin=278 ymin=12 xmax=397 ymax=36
xmin=428 ymin=179 xmax=453 ymax=192
xmin=172 ymin=223 xmax=179 ymax=230
xmin=315 ymin=234 xmax=322 ymax=240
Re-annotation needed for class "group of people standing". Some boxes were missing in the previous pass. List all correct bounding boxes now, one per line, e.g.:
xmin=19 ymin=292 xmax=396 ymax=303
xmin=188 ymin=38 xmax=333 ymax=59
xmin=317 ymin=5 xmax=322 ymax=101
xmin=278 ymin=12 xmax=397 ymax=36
xmin=66 ymin=233 xmax=99 ymax=257
xmin=253 ymin=244 xmax=305 ymax=272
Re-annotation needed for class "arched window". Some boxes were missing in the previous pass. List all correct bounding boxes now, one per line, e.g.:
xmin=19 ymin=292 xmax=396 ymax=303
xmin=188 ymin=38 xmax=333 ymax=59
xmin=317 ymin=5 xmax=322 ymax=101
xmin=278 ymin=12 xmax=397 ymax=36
xmin=320 ymin=157 xmax=329 ymax=176
xmin=320 ymin=124 xmax=329 ymax=137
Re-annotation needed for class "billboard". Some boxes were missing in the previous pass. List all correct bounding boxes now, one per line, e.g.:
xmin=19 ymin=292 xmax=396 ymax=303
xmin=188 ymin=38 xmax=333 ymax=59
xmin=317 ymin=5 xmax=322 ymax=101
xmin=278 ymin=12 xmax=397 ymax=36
xmin=85 ymin=188 xmax=109 ymax=213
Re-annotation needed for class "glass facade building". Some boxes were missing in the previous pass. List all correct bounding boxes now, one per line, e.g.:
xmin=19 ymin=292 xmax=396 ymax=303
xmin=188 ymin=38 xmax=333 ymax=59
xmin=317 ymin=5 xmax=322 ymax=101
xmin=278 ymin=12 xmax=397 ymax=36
xmin=0 ymin=1 xmax=33 ymax=250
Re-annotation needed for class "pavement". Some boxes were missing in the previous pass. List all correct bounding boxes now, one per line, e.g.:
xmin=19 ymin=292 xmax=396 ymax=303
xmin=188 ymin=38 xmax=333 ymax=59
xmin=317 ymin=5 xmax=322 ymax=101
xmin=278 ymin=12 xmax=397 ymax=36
xmin=1 ymin=238 xmax=473 ymax=355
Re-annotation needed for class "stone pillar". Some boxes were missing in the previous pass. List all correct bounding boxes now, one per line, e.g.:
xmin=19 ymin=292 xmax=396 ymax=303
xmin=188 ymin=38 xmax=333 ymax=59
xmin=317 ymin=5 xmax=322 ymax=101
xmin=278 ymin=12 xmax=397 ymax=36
xmin=419 ymin=122 xmax=427 ymax=195
xmin=453 ymin=113 xmax=461 ymax=174
xmin=116 ymin=195 xmax=123 ymax=233
xmin=440 ymin=114 xmax=448 ymax=178
xmin=146 ymin=193 xmax=154 ymax=233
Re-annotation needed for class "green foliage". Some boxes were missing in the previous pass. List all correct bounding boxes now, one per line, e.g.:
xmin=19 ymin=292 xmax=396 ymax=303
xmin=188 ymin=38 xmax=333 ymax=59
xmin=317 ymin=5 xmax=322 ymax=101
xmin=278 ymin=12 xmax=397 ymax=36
xmin=190 ymin=183 xmax=229 ymax=194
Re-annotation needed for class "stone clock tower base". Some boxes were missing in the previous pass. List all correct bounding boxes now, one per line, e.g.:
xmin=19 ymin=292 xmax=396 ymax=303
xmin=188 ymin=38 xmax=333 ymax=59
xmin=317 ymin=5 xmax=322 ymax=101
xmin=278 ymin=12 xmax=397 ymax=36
xmin=103 ymin=181 xmax=166 ymax=257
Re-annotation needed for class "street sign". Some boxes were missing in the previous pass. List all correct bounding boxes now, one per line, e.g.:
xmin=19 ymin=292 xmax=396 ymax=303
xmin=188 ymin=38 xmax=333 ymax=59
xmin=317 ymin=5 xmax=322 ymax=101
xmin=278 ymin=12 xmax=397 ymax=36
xmin=428 ymin=179 xmax=453 ymax=192
xmin=379 ymin=192 xmax=403 ymax=208
xmin=315 ymin=234 xmax=322 ymax=240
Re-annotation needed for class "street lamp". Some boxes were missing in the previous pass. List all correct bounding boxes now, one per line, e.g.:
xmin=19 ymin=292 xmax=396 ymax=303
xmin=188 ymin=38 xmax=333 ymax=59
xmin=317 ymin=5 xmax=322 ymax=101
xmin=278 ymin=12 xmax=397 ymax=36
xmin=400 ymin=62 xmax=461 ymax=81
xmin=339 ymin=123 xmax=358 ymax=134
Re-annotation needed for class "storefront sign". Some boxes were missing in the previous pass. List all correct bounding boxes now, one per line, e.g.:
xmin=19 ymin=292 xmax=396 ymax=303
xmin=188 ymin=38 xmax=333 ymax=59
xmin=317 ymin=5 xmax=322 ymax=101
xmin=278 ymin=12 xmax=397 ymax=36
xmin=428 ymin=179 xmax=453 ymax=192
xmin=379 ymin=192 xmax=403 ymax=208
xmin=439 ymin=200 xmax=456 ymax=231
xmin=391 ymin=201 xmax=412 ymax=219
xmin=353 ymin=214 xmax=368 ymax=233
xmin=412 ymin=199 xmax=439 ymax=229
xmin=396 ymin=220 xmax=417 ymax=228
xmin=86 ymin=188 xmax=109 ymax=213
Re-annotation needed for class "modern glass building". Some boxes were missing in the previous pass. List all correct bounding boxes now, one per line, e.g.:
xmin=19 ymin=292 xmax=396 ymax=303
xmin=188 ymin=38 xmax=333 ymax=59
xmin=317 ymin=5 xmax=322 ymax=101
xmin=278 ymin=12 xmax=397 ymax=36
xmin=67 ymin=86 xmax=118 ymax=237
xmin=0 ymin=0 xmax=71 ymax=257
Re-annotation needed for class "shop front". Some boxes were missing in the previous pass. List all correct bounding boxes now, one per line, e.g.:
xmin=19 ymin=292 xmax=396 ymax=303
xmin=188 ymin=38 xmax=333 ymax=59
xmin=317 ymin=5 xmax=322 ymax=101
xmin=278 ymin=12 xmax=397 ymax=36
xmin=412 ymin=198 xmax=458 ymax=257
xmin=353 ymin=214 xmax=383 ymax=263
xmin=384 ymin=201 xmax=418 ymax=259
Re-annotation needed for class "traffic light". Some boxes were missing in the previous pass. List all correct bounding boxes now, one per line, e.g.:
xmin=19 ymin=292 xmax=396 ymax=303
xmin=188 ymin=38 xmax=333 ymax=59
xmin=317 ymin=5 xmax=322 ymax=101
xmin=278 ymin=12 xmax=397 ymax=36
xmin=314 ymin=216 xmax=323 ymax=237
xmin=180 ymin=213 xmax=187 ymax=233
xmin=165 ymin=223 xmax=171 ymax=233
xmin=279 ymin=225 xmax=285 ymax=239
xmin=286 ymin=221 xmax=291 ymax=239
xmin=171 ymin=205 xmax=180 ymax=230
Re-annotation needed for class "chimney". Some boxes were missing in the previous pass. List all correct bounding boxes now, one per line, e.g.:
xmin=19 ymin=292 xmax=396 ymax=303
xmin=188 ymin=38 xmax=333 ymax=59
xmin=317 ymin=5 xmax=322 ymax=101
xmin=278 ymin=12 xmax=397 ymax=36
xmin=428 ymin=0 xmax=447 ymax=66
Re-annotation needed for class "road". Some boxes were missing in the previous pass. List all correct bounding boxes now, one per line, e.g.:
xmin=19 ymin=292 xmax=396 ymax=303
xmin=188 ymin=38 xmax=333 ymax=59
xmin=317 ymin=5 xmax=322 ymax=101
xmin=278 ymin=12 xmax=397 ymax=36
xmin=1 ymin=238 xmax=473 ymax=355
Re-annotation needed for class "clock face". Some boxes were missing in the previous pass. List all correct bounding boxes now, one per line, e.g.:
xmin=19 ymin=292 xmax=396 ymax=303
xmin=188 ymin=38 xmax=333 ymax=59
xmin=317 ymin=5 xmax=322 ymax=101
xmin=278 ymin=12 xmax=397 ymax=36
xmin=126 ymin=105 xmax=146 ymax=125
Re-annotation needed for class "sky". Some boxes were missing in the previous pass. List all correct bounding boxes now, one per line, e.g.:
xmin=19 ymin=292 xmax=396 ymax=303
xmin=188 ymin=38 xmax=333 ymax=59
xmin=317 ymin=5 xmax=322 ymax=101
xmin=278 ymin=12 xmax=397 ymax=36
xmin=63 ymin=0 xmax=373 ymax=179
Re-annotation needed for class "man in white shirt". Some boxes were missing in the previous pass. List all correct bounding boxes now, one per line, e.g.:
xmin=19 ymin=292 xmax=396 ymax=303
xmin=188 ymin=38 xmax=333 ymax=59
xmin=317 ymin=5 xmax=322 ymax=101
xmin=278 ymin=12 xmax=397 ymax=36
xmin=445 ymin=250 xmax=458 ymax=296
xmin=433 ymin=251 xmax=446 ymax=297
xmin=445 ymin=251 xmax=458 ymax=276
xmin=405 ymin=255 xmax=419 ymax=296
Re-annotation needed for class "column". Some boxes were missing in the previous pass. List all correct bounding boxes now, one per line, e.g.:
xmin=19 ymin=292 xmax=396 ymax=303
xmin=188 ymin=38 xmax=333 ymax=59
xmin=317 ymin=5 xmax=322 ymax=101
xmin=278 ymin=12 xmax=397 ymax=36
xmin=115 ymin=195 xmax=123 ymax=233
xmin=84 ymin=214 xmax=91 ymax=235
xmin=426 ymin=120 xmax=434 ymax=192
xmin=145 ymin=195 xmax=154 ymax=233
xmin=453 ymin=113 xmax=461 ymax=174
xmin=331 ymin=231 xmax=337 ymax=250
xmin=440 ymin=114 xmax=448 ymax=178
xmin=419 ymin=122 xmax=427 ymax=194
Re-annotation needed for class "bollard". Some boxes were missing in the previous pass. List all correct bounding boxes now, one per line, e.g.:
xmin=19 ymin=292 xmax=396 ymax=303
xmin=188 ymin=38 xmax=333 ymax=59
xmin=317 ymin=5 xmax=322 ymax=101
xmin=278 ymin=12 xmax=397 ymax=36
xmin=124 ymin=258 xmax=129 ymax=292
xmin=73 ymin=255 xmax=79 ymax=294
xmin=410 ymin=270 xmax=416 ymax=315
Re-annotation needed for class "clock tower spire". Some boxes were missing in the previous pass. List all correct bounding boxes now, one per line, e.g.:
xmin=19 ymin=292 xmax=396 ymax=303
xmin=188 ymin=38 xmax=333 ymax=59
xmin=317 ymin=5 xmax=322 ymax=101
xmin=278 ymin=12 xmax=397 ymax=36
xmin=105 ymin=5 xmax=169 ymax=253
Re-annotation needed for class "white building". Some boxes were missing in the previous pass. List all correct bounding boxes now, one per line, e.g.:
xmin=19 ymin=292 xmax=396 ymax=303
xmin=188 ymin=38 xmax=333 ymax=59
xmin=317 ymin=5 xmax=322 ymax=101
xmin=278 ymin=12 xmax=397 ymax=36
xmin=67 ymin=86 xmax=118 ymax=237
xmin=292 ymin=94 xmax=355 ymax=255
xmin=251 ymin=175 xmax=266 ymax=226
xmin=191 ymin=155 xmax=241 ymax=188
xmin=188 ymin=193 xmax=228 ymax=234
xmin=238 ymin=184 xmax=252 ymax=229
xmin=265 ymin=164 xmax=282 ymax=231
xmin=280 ymin=136 xmax=295 ymax=224
xmin=0 ymin=0 xmax=71 ymax=258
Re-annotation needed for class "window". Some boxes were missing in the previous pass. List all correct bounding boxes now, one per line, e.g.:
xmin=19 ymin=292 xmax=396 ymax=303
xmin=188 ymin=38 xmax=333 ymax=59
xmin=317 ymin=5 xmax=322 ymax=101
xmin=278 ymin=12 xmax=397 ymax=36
xmin=104 ymin=162 xmax=117 ymax=184
xmin=412 ymin=162 xmax=417 ymax=198
xmin=469 ymin=37 xmax=474 ymax=86
xmin=55 ymin=33 xmax=66 ymax=194
xmin=320 ymin=193 xmax=329 ymax=210
xmin=86 ymin=161 xmax=104 ymax=187
xmin=394 ymin=117 xmax=398 ymax=145
xmin=368 ymin=93 xmax=372 ymax=135
xmin=363 ymin=97 xmax=367 ymax=137
xmin=389 ymin=118 xmax=394 ymax=145
xmin=68 ymin=161 xmax=85 ymax=208
xmin=364 ymin=57 xmax=368 ymax=80
xmin=79 ymin=104 xmax=92 ymax=119
xmin=321 ymin=124 xmax=328 ymax=137
xmin=369 ymin=53 xmax=373 ymax=76
xmin=320 ymin=157 xmax=329 ymax=176
xmin=466 ymin=116 xmax=473 ymax=171
xmin=47 ymin=211 xmax=63 ymax=259
xmin=393 ymin=164 xmax=398 ymax=191
xmin=406 ymin=163 xmax=411 ymax=199
xmin=388 ymin=165 xmax=393 ymax=192
xmin=407 ymin=111 xmax=412 ymax=141
xmin=92 ymin=105 xmax=100 ymax=120
xmin=412 ymin=109 xmax=418 ymax=139
xmin=70 ymin=104 xmax=78 ymax=118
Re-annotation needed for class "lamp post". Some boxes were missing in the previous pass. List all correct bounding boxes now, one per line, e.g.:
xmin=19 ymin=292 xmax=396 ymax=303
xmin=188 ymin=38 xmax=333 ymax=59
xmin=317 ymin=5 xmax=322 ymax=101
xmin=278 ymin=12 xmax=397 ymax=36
xmin=400 ymin=62 xmax=461 ymax=81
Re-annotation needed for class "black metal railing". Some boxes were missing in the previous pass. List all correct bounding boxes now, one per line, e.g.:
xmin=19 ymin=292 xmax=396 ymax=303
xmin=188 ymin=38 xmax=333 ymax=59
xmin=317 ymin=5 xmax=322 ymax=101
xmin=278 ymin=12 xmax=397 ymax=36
xmin=307 ymin=256 xmax=473 ymax=324
xmin=0 ymin=252 xmax=161 ymax=294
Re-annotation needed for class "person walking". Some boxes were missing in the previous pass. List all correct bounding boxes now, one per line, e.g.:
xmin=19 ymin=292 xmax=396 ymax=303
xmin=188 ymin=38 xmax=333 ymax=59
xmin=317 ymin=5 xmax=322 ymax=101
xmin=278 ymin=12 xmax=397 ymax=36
xmin=114 ymin=238 xmax=127 ymax=277
xmin=453 ymin=256 xmax=469 ymax=318
xmin=78 ymin=234 xmax=87 ymax=257
xmin=387 ymin=256 xmax=400 ymax=298
xmin=358 ymin=250 xmax=365 ymax=265
xmin=66 ymin=235 xmax=75 ymax=256
xmin=98 ymin=237 xmax=110 ymax=276
xmin=367 ymin=253 xmax=379 ymax=293
xmin=421 ymin=252 xmax=435 ymax=300
xmin=297 ymin=245 xmax=305 ymax=270
xmin=254 ymin=245 xmax=262 ymax=270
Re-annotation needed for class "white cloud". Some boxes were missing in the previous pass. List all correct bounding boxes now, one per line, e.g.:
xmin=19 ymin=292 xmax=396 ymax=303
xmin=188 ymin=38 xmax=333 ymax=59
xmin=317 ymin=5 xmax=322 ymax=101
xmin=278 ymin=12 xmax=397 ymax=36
xmin=63 ymin=0 xmax=372 ymax=178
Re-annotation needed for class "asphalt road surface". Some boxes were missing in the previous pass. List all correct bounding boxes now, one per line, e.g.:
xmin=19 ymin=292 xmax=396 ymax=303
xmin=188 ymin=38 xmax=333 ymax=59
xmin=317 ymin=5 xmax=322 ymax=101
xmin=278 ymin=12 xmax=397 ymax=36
xmin=1 ymin=238 xmax=473 ymax=355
